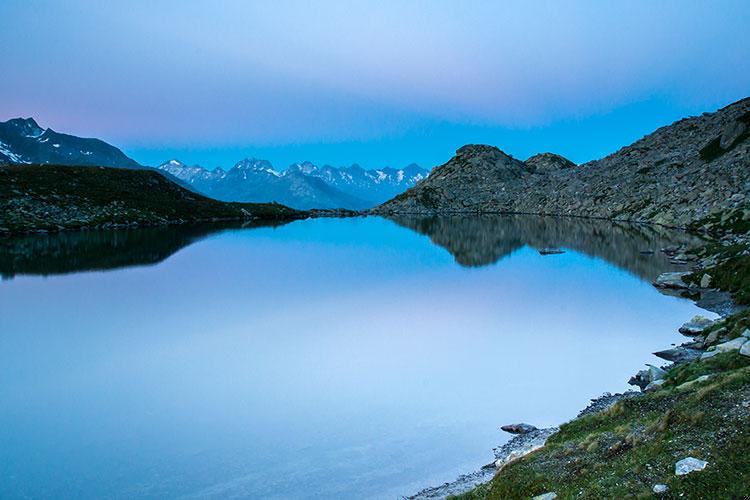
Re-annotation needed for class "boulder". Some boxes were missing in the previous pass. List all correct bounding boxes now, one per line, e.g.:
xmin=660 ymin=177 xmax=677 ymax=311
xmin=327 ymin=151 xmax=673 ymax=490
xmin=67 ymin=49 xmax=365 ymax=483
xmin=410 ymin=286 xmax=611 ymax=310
xmin=653 ymin=272 xmax=691 ymax=289
xmin=501 ymin=423 xmax=538 ymax=435
xmin=648 ymin=364 xmax=667 ymax=382
xmin=676 ymin=374 xmax=712 ymax=390
xmin=700 ymin=273 xmax=712 ymax=288
xmin=532 ymin=493 xmax=557 ymax=500
xmin=644 ymin=379 xmax=666 ymax=392
xmin=740 ymin=340 xmax=750 ymax=357
xmin=653 ymin=347 xmax=701 ymax=363
xmin=719 ymin=120 xmax=748 ymax=149
xmin=678 ymin=315 xmax=715 ymax=336
xmin=713 ymin=336 xmax=748 ymax=354
xmin=703 ymin=327 xmax=724 ymax=347
xmin=653 ymin=484 xmax=669 ymax=494
xmin=675 ymin=457 xmax=708 ymax=475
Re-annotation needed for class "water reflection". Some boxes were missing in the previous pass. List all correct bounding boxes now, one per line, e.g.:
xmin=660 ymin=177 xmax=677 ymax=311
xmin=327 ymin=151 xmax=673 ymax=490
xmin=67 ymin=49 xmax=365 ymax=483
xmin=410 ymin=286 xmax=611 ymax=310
xmin=0 ymin=221 xmax=288 ymax=279
xmin=0 ymin=215 xmax=702 ymax=282
xmin=388 ymin=215 xmax=703 ymax=280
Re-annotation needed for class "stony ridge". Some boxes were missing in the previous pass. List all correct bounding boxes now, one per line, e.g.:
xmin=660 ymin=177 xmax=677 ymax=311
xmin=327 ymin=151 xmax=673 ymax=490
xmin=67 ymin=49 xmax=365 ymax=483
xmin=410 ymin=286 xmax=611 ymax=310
xmin=376 ymin=97 xmax=750 ymax=227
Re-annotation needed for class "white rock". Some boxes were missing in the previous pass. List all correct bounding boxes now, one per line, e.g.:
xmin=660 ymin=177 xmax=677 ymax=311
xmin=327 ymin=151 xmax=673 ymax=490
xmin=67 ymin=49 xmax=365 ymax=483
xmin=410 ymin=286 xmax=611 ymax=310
xmin=653 ymin=483 xmax=669 ymax=494
xmin=701 ymin=350 xmax=720 ymax=361
xmin=741 ymin=329 xmax=750 ymax=338
xmin=533 ymin=493 xmax=557 ymax=500
xmin=714 ymin=336 xmax=748 ymax=354
xmin=676 ymin=374 xmax=712 ymax=390
xmin=740 ymin=340 xmax=750 ymax=357
xmin=675 ymin=457 xmax=708 ymax=475
xmin=700 ymin=273 xmax=712 ymax=288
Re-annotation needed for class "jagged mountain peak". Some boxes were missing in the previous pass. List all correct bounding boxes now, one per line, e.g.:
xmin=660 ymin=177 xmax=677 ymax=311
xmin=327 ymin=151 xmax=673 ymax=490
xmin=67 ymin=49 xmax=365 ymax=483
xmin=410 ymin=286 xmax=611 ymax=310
xmin=6 ymin=117 xmax=45 ymax=138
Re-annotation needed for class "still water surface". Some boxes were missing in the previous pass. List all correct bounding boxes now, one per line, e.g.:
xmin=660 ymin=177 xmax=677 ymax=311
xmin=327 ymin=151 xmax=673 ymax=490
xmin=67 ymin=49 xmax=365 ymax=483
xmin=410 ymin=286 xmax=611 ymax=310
xmin=0 ymin=216 xmax=711 ymax=498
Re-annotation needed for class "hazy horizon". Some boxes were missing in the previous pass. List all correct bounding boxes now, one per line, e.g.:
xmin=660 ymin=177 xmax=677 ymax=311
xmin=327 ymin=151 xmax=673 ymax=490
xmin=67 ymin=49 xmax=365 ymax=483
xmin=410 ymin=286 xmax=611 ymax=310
xmin=2 ymin=0 xmax=749 ymax=170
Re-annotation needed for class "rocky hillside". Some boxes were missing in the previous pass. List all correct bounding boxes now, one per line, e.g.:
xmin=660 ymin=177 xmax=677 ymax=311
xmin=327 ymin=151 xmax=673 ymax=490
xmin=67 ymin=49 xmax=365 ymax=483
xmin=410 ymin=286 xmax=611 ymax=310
xmin=0 ymin=165 xmax=305 ymax=233
xmin=377 ymin=98 xmax=750 ymax=227
xmin=0 ymin=118 xmax=141 ymax=168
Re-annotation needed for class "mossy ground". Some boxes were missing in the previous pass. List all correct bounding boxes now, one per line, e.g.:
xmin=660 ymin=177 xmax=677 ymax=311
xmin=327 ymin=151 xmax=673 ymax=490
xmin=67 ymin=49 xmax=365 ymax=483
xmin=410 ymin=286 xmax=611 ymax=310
xmin=453 ymin=352 xmax=750 ymax=499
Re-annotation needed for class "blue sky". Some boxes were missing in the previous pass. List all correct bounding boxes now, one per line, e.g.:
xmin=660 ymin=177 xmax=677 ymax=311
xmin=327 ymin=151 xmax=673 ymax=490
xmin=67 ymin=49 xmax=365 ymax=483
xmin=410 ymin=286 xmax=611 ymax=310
xmin=1 ymin=0 xmax=749 ymax=169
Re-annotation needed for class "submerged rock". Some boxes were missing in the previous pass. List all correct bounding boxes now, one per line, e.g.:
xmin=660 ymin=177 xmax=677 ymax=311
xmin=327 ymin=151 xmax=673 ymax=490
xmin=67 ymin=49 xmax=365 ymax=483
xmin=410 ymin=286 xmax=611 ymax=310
xmin=679 ymin=315 xmax=715 ymax=335
xmin=500 ymin=423 xmax=538 ymax=435
xmin=538 ymin=247 xmax=565 ymax=255
xmin=675 ymin=457 xmax=708 ymax=475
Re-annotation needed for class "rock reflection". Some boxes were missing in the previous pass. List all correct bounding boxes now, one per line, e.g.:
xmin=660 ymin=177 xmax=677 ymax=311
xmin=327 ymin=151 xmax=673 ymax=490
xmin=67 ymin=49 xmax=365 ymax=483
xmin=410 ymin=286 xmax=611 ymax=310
xmin=388 ymin=215 xmax=704 ymax=280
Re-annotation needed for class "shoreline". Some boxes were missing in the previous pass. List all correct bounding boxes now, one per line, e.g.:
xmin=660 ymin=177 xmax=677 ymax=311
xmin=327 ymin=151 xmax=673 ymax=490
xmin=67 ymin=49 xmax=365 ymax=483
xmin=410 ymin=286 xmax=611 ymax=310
xmin=405 ymin=233 xmax=745 ymax=499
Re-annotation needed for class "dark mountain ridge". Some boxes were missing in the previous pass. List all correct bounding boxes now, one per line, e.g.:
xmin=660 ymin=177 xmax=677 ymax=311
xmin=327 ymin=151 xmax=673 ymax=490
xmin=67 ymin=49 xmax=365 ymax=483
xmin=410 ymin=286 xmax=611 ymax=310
xmin=0 ymin=118 xmax=141 ymax=168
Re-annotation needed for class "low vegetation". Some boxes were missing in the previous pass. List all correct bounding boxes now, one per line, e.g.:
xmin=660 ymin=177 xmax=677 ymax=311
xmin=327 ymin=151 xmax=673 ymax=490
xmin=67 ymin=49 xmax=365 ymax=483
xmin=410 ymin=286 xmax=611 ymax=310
xmin=454 ymin=351 xmax=750 ymax=499
xmin=0 ymin=164 xmax=306 ymax=233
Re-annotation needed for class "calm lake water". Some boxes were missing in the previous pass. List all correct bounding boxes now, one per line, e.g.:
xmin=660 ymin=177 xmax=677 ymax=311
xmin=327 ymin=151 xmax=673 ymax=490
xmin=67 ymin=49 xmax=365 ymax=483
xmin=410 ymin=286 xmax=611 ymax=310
xmin=0 ymin=216 xmax=712 ymax=499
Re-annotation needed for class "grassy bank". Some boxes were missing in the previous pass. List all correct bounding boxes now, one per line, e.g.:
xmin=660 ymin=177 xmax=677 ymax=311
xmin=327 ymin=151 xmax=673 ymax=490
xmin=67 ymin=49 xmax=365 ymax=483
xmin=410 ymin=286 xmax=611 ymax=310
xmin=0 ymin=164 xmax=306 ymax=233
xmin=453 ymin=213 xmax=750 ymax=499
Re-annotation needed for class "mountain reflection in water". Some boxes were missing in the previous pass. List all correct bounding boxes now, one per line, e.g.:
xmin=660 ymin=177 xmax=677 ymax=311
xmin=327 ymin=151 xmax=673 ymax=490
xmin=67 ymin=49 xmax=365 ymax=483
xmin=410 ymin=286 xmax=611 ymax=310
xmin=0 ymin=215 xmax=702 ymax=281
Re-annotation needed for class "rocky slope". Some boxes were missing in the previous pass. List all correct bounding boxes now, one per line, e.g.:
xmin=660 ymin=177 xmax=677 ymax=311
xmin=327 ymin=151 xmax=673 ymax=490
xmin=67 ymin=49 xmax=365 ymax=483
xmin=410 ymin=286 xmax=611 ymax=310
xmin=377 ymin=98 xmax=750 ymax=228
xmin=158 ymin=158 xmax=428 ymax=210
xmin=0 ymin=164 xmax=305 ymax=233
xmin=0 ymin=117 xmax=141 ymax=168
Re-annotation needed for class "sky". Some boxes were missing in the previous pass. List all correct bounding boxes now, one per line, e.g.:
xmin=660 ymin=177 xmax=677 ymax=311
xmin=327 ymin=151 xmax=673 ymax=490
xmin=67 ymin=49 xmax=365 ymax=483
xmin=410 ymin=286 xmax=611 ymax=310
xmin=1 ymin=0 xmax=749 ymax=170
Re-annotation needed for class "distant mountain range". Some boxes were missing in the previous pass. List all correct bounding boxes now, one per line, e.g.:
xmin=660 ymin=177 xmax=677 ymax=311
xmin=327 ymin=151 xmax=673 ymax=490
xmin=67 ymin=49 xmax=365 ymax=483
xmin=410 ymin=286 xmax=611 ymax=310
xmin=0 ymin=117 xmax=428 ymax=210
xmin=158 ymin=159 xmax=429 ymax=209
xmin=0 ymin=118 xmax=141 ymax=168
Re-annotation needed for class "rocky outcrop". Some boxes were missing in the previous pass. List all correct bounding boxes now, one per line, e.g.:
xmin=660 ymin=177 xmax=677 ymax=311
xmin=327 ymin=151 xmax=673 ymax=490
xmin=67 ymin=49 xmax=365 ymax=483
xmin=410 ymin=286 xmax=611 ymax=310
xmin=376 ymin=98 xmax=750 ymax=228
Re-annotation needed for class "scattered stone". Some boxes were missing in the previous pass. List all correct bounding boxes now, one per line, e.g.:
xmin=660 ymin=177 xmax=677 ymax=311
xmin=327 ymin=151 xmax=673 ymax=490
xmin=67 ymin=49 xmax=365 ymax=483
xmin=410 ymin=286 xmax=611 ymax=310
xmin=538 ymin=248 xmax=565 ymax=255
xmin=532 ymin=493 xmax=557 ymax=500
xmin=653 ymin=484 xmax=669 ymax=494
xmin=700 ymin=273 xmax=712 ymax=288
xmin=678 ymin=315 xmax=715 ymax=336
xmin=677 ymin=374 xmax=712 ymax=390
xmin=653 ymin=272 xmax=691 ymax=289
xmin=675 ymin=457 xmax=708 ymax=475
xmin=501 ymin=423 xmax=538 ymax=435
